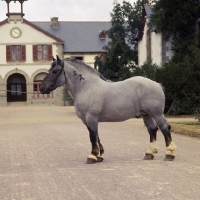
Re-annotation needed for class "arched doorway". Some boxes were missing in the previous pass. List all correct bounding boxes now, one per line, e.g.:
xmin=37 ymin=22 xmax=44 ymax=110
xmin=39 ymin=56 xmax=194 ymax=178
xmin=7 ymin=73 xmax=27 ymax=102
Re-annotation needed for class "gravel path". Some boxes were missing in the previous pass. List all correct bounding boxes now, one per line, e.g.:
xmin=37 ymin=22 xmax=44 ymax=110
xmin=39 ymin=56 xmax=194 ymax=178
xmin=0 ymin=106 xmax=199 ymax=200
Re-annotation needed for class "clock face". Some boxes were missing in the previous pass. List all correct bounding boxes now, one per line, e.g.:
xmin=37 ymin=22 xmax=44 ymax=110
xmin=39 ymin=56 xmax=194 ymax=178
xmin=10 ymin=27 xmax=22 ymax=38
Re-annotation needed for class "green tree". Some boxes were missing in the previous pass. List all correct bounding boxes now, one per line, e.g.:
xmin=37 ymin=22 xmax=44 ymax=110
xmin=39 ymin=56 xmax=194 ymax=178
xmin=150 ymin=0 xmax=200 ymax=53
xmin=132 ymin=60 xmax=159 ymax=81
xmin=156 ymin=43 xmax=200 ymax=114
xmin=94 ymin=1 xmax=136 ymax=81
xmin=148 ymin=0 xmax=200 ymax=114
xmin=63 ymin=85 xmax=74 ymax=106
xmin=122 ymin=0 xmax=154 ymax=63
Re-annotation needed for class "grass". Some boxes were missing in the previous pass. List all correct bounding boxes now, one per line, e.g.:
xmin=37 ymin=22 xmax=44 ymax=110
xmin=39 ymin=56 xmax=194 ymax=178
xmin=170 ymin=121 xmax=200 ymax=138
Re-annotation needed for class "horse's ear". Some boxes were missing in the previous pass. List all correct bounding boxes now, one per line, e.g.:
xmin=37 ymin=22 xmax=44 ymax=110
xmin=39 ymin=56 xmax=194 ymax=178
xmin=52 ymin=56 xmax=56 ymax=61
xmin=56 ymin=55 xmax=61 ymax=63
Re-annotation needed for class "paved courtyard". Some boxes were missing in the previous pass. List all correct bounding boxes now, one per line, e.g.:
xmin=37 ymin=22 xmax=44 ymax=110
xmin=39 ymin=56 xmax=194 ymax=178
xmin=0 ymin=106 xmax=199 ymax=200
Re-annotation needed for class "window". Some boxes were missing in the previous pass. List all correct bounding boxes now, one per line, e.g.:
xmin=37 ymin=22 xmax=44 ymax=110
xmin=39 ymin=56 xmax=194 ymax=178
xmin=38 ymin=45 xmax=47 ymax=60
xmin=146 ymin=29 xmax=151 ymax=61
xmin=6 ymin=45 xmax=26 ymax=62
xmin=99 ymin=31 xmax=106 ymax=39
xmin=12 ymin=46 xmax=21 ymax=61
xmin=33 ymin=73 xmax=53 ymax=99
xmin=33 ymin=81 xmax=53 ymax=99
xmin=11 ymin=78 xmax=22 ymax=96
xmin=33 ymin=45 xmax=52 ymax=61
xmin=72 ymin=56 xmax=83 ymax=61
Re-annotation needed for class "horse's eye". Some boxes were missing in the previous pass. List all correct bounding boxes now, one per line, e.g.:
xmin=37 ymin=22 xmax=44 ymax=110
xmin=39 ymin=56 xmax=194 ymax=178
xmin=52 ymin=70 xmax=58 ymax=74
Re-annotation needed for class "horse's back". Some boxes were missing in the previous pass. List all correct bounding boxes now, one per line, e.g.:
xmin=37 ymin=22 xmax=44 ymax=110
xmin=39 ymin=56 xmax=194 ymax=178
xmin=95 ymin=76 xmax=165 ymax=122
xmin=128 ymin=76 xmax=165 ymax=111
xmin=105 ymin=76 xmax=164 ymax=102
xmin=127 ymin=76 xmax=164 ymax=98
xmin=75 ymin=76 xmax=165 ymax=123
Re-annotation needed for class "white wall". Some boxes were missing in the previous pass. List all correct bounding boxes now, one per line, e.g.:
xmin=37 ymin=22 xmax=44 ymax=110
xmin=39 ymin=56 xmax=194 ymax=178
xmin=151 ymin=31 xmax=162 ymax=66
xmin=64 ymin=53 xmax=98 ymax=68
xmin=0 ymin=20 xmax=56 ymax=44
xmin=138 ymin=21 xmax=174 ymax=67
xmin=138 ymin=22 xmax=162 ymax=66
xmin=138 ymin=23 xmax=148 ymax=66
xmin=0 ymin=19 xmax=58 ymax=80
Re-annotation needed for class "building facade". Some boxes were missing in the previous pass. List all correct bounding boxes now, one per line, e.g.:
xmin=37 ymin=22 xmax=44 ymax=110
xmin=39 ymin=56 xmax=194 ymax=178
xmin=138 ymin=4 xmax=173 ymax=67
xmin=0 ymin=1 xmax=111 ymax=106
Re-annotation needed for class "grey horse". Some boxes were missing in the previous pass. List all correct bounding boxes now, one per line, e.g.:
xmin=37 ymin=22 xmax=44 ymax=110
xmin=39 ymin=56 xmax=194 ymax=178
xmin=40 ymin=56 xmax=176 ymax=164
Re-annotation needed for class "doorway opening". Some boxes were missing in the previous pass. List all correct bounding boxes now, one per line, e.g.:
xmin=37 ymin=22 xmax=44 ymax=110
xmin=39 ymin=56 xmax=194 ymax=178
xmin=7 ymin=73 xmax=27 ymax=102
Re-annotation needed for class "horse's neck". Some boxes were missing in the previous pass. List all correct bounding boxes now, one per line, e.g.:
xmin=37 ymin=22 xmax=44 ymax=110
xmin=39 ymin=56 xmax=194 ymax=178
xmin=65 ymin=67 xmax=99 ymax=99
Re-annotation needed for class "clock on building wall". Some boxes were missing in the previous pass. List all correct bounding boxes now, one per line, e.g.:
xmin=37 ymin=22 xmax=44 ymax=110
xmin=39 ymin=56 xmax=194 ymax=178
xmin=10 ymin=27 xmax=22 ymax=38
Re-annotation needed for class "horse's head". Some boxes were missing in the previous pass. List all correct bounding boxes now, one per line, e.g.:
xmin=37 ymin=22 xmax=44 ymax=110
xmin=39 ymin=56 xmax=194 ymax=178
xmin=40 ymin=55 xmax=66 ymax=94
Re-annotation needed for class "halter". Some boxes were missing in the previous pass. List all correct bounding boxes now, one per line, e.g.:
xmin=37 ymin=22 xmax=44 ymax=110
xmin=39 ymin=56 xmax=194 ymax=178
xmin=51 ymin=61 xmax=67 ymax=87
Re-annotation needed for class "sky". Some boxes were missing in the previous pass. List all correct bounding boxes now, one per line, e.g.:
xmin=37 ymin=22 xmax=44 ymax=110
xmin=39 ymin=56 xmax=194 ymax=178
xmin=0 ymin=0 xmax=135 ymax=22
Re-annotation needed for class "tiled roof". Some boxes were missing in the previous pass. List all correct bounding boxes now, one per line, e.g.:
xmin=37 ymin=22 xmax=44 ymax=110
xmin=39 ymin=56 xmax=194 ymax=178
xmin=32 ymin=21 xmax=111 ymax=53
xmin=24 ymin=19 xmax=64 ymax=43
xmin=144 ymin=4 xmax=153 ymax=18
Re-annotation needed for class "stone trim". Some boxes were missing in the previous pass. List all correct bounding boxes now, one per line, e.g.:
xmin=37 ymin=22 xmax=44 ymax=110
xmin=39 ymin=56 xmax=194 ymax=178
xmin=4 ymin=68 xmax=30 ymax=84
xmin=30 ymin=69 xmax=48 ymax=82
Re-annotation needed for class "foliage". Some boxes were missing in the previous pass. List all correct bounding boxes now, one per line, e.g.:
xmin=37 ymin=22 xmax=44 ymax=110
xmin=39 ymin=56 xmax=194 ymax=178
xmin=171 ymin=122 xmax=200 ymax=138
xmin=63 ymin=85 xmax=74 ymax=106
xmin=94 ymin=0 xmax=154 ymax=81
xmin=132 ymin=42 xmax=200 ymax=114
xmin=122 ymin=0 xmax=154 ymax=63
xmin=150 ymin=0 xmax=200 ymax=55
xmin=95 ymin=0 xmax=200 ymax=114
xmin=94 ymin=1 xmax=136 ymax=81
xmin=132 ymin=60 xmax=159 ymax=81
xmin=150 ymin=0 xmax=200 ymax=54
xmin=148 ymin=0 xmax=200 ymax=114
xmin=157 ymin=43 xmax=200 ymax=114
xmin=194 ymin=111 xmax=200 ymax=122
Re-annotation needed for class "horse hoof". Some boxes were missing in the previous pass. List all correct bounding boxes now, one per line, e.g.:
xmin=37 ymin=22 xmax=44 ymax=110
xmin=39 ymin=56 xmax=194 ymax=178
xmin=144 ymin=154 xmax=154 ymax=160
xmin=86 ymin=154 xmax=97 ymax=164
xmin=96 ymin=156 xmax=104 ymax=162
xmin=86 ymin=157 xmax=97 ymax=164
xmin=164 ymin=155 xmax=175 ymax=161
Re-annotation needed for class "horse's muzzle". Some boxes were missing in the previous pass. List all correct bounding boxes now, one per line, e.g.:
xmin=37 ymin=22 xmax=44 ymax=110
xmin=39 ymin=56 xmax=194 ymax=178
xmin=40 ymin=85 xmax=51 ymax=94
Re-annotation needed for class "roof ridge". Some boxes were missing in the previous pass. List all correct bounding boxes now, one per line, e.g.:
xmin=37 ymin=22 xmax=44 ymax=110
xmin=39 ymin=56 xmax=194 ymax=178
xmin=23 ymin=18 xmax=64 ymax=42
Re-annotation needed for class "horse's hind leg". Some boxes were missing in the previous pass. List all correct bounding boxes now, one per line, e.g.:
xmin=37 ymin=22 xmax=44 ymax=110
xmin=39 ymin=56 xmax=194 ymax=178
xmin=153 ymin=114 xmax=176 ymax=161
xmin=143 ymin=115 xmax=159 ymax=160
xmin=98 ymin=137 xmax=104 ymax=156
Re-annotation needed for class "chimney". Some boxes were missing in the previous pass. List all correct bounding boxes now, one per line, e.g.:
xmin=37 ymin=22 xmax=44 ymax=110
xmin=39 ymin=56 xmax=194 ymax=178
xmin=50 ymin=17 xmax=59 ymax=29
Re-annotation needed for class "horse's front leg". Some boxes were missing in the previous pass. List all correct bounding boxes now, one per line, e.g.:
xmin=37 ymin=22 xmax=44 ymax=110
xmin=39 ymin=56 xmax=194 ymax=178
xmin=86 ymin=115 xmax=103 ymax=164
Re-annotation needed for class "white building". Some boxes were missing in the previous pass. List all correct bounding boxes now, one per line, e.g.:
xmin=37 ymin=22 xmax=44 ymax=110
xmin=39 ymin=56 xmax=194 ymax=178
xmin=138 ymin=4 xmax=173 ymax=67
xmin=0 ymin=0 xmax=111 ymax=106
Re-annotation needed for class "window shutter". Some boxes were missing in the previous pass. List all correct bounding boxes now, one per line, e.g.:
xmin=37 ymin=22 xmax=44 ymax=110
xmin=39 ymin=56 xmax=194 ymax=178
xmin=47 ymin=45 xmax=52 ymax=61
xmin=33 ymin=45 xmax=38 ymax=61
xmin=6 ymin=45 xmax=11 ymax=62
xmin=21 ymin=45 xmax=26 ymax=61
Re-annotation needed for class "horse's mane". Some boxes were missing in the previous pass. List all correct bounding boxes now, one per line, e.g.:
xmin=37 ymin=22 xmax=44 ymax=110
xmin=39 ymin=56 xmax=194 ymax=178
xmin=64 ymin=57 xmax=108 ymax=81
